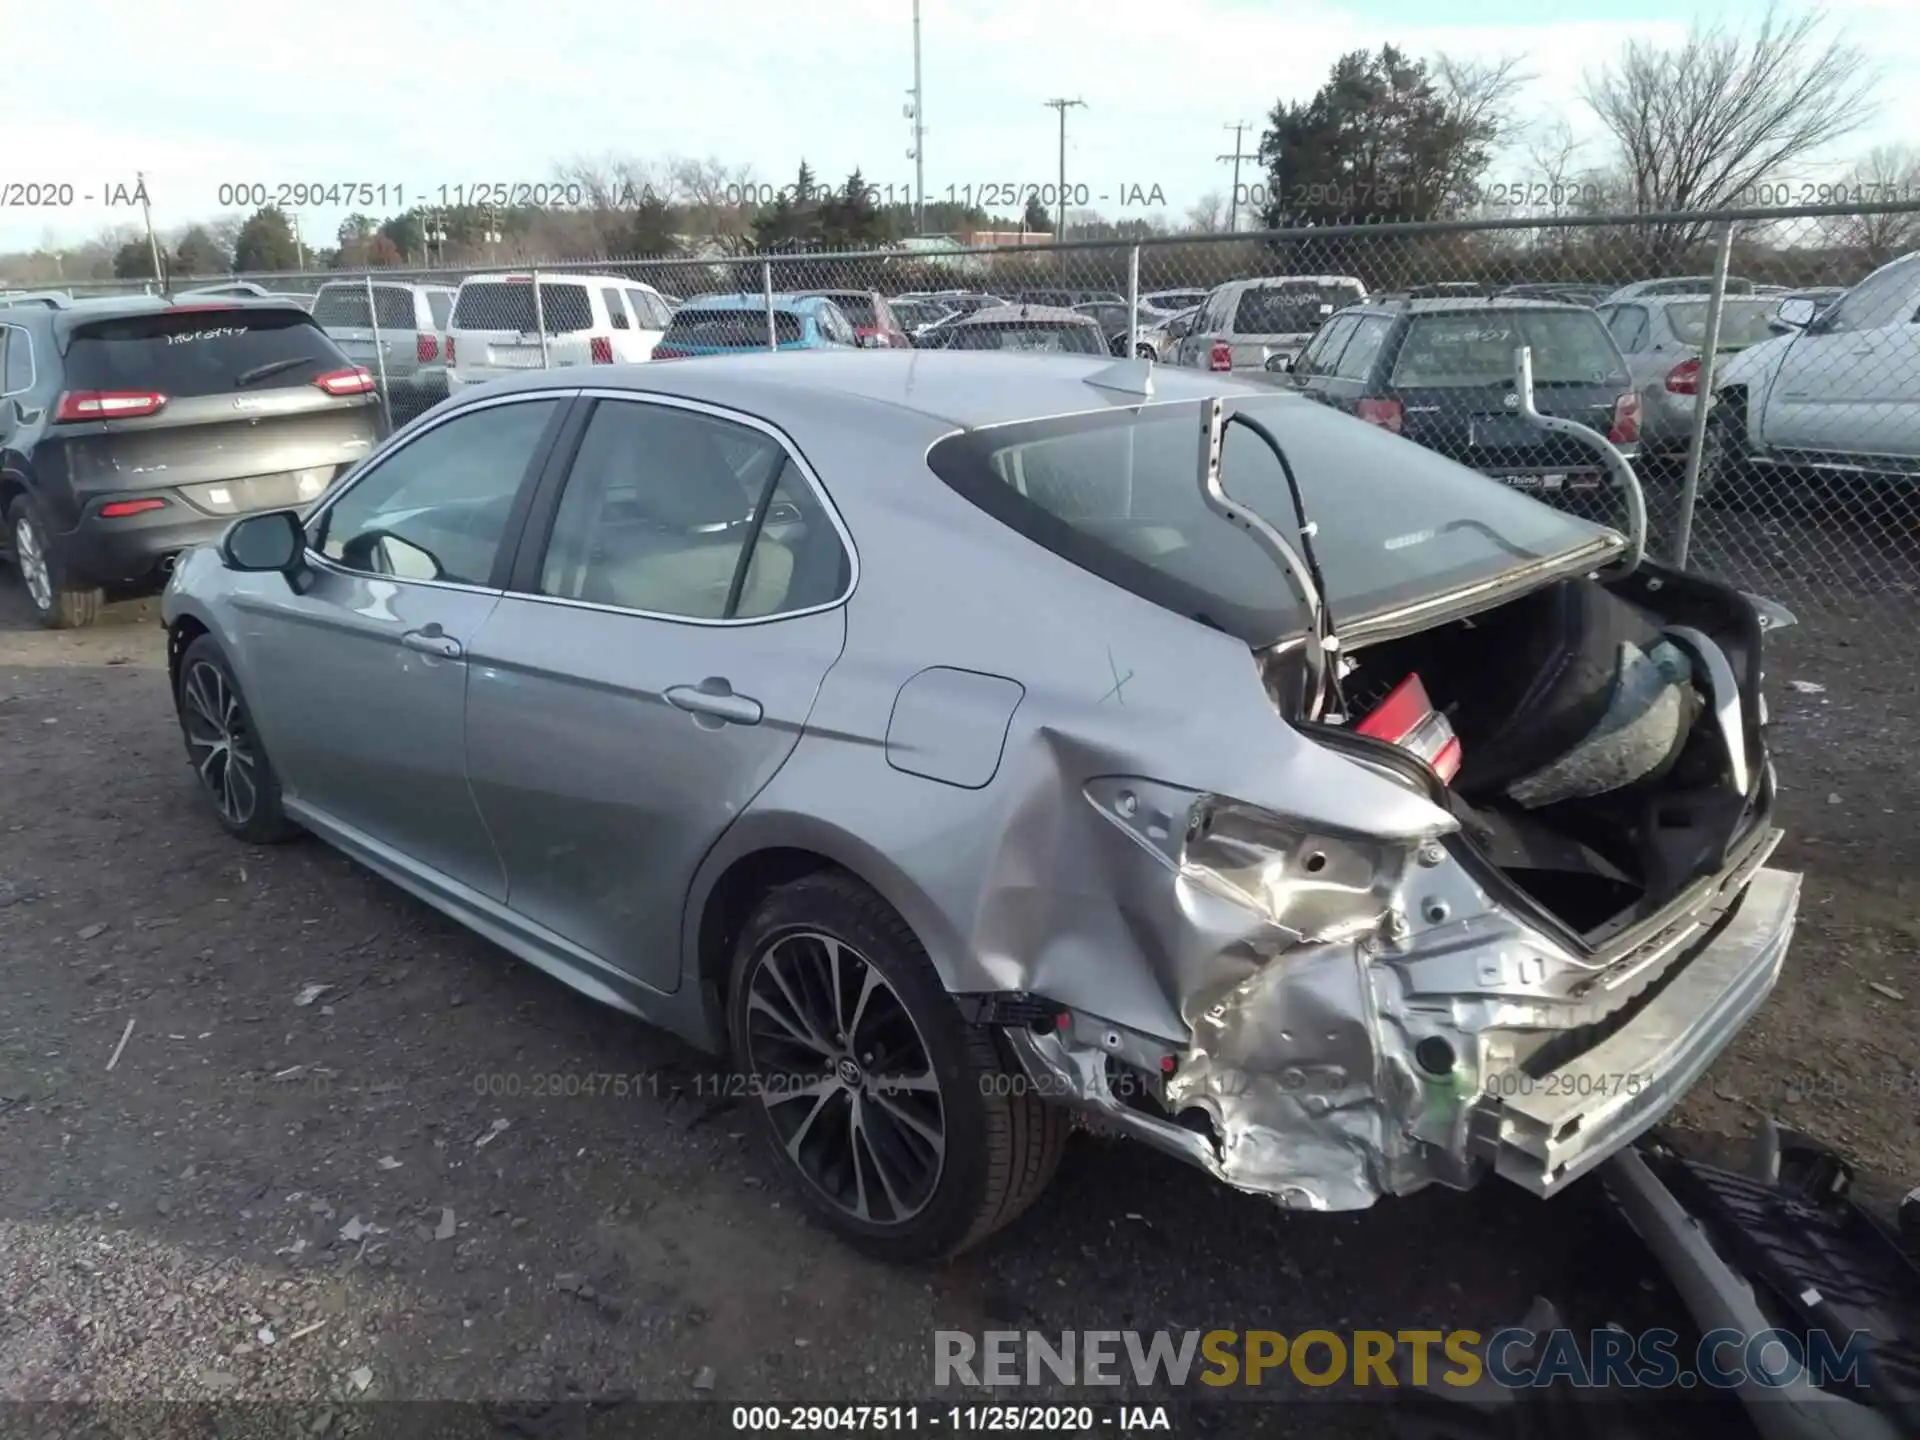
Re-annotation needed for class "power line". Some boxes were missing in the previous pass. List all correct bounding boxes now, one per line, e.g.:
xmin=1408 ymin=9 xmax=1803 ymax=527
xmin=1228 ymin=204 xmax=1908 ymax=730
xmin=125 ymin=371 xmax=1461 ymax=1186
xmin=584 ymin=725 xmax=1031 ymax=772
xmin=1218 ymin=121 xmax=1260 ymax=232
xmin=1043 ymin=98 xmax=1087 ymax=242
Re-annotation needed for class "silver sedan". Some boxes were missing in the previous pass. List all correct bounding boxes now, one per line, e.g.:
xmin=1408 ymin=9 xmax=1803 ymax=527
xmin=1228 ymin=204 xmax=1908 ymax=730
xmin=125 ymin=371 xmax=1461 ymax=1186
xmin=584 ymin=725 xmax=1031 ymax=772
xmin=163 ymin=351 xmax=1799 ymax=1259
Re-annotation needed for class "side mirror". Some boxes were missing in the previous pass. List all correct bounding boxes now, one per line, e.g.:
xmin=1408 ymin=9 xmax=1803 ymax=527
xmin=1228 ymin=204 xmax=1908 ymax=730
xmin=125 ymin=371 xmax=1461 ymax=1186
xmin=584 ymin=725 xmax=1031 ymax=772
xmin=858 ymin=333 xmax=886 ymax=349
xmin=1776 ymin=298 xmax=1817 ymax=329
xmin=220 ymin=509 xmax=306 ymax=574
xmin=1266 ymin=353 xmax=1294 ymax=373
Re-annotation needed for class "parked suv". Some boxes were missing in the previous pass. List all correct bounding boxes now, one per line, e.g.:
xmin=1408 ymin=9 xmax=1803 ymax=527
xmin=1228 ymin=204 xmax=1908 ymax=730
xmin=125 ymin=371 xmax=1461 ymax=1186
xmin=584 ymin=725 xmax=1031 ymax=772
xmin=0 ymin=295 xmax=380 ymax=626
xmin=1710 ymin=250 xmax=1920 ymax=499
xmin=446 ymin=273 xmax=672 ymax=391
xmin=311 ymin=280 xmax=456 ymax=424
xmin=1278 ymin=297 xmax=1640 ymax=495
xmin=1179 ymin=275 xmax=1368 ymax=373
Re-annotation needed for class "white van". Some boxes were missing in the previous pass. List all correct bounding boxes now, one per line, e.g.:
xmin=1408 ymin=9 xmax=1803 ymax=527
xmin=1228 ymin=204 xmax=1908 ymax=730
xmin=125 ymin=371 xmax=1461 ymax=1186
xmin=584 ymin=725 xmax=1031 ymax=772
xmin=445 ymin=273 xmax=672 ymax=391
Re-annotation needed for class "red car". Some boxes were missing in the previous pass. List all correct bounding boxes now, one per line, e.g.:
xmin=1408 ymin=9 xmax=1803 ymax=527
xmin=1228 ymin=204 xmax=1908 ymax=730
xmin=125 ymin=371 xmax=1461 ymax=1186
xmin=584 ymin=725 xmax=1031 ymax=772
xmin=798 ymin=290 xmax=909 ymax=349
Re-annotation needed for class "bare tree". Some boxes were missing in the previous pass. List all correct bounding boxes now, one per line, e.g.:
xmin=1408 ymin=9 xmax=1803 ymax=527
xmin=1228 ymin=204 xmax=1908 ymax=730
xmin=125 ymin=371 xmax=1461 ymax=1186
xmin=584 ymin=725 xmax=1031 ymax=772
xmin=1583 ymin=3 xmax=1878 ymax=266
xmin=1820 ymin=144 xmax=1920 ymax=266
xmin=670 ymin=157 xmax=759 ymax=242
xmin=1185 ymin=190 xmax=1230 ymax=233
xmin=1434 ymin=53 xmax=1531 ymax=209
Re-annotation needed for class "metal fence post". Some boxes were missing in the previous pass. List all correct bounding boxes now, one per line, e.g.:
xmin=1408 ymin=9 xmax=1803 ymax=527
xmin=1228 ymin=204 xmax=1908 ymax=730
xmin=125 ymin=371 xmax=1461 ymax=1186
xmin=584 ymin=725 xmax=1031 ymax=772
xmin=1672 ymin=220 xmax=1736 ymax=570
xmin=1125 ymin=244 xmax=1141 ymax=360
xmin=531 ymin=265 xmax=550 ymax=369
xmin=362 ymin=273 xmax=393 ymax=433
xmin=763 ymin=261 xmax=777 ymax=352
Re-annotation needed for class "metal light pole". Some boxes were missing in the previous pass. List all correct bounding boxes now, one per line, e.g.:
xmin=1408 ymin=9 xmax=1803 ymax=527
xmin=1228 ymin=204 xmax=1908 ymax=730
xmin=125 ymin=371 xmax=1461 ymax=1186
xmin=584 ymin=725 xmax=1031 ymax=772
xmin=137 ymin=171 xmax=164 ymax=291
xmin=907 ymin=0 xmax=926 ymax=235
xmin=1043 ymin=98 xmax=1086 ymax=241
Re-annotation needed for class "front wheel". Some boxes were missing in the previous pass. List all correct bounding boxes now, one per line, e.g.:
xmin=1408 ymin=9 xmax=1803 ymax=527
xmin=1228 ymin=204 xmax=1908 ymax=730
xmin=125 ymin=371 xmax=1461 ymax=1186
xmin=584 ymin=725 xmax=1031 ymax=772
xmin=727 ymin=872 xmax=1067 ymax=1262
xmin=174 ymin=635 xmax=301 ymax=843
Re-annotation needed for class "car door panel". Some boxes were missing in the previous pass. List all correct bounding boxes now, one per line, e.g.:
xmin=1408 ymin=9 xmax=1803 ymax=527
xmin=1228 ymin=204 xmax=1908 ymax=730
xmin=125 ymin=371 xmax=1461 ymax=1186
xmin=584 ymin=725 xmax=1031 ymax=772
xmin=462 ymin=394 xmax=853 ymax=992
xmin=1766 ymin=266 xmax=1920 ymax=456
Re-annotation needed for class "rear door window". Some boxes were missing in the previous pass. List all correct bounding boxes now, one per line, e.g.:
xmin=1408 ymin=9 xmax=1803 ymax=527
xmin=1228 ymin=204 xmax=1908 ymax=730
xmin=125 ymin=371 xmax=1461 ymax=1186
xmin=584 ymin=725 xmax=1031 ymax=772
xmin=65 ymin=309 xmax=347 ymax=396
xmin=1 ymin=326 xmax=29 ymax=394
xmin=451 ymin=282 xmax=595 ymax=334
xmin=602 ymin=288 xmax=632 ymax=330
xmin=1332 ymin=316 xmax=1393 ymax=380
xmin=1390 ymin=310 xmax=1624 ymax=388
xmin=1293 ymin=314 xmax=1358 ymax=377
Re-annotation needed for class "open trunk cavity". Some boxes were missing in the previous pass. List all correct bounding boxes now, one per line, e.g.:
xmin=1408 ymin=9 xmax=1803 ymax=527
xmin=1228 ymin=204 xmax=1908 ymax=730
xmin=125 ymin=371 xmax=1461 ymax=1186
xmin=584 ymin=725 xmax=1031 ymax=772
xmin=1336 ymin=565 xmax=1772 ymax=946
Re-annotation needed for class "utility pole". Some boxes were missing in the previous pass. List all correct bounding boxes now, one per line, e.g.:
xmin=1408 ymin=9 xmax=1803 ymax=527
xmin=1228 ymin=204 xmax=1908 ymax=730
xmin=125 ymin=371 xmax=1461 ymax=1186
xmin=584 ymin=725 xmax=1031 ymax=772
xmin=291 ymin=212 xmax=307 ymax=271
xmin=906 ymin=0 xmax=926 ymax=235
xmin=1218 ymin=122 xmax=1259 ymax=232
xmin=1043 ymin=97 xmax=1086 ymax=241
xmin=137 ymin=171 xmax=164 ymax=291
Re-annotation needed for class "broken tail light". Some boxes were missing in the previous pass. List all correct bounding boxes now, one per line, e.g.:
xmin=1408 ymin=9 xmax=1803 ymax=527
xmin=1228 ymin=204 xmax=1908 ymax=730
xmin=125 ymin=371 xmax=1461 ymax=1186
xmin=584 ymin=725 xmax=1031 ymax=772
xmin=1356 ymin=673 xmax=1462 ymax=783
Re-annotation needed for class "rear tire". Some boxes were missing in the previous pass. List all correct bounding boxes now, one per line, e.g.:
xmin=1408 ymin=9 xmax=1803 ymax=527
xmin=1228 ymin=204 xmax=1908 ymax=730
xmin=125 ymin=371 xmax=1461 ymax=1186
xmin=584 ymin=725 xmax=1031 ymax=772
xmin=727 ymin=871 xmax=1067 ymax=1262
xmin=174 ymin=635 xmax=300 ymax=844
xmin=7 ymin=495 xmax=101 ymax=629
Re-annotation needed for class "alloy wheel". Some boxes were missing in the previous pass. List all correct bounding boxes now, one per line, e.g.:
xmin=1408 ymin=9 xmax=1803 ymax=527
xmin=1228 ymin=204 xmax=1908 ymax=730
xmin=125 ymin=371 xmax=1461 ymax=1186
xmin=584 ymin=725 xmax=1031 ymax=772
xmin=743 ymin=931 xmax=947 ymax=1225
xmin=14 ymin=516 xmax=51 ymax=612
xmin=180 ymin=661 xmax=260 ymax=826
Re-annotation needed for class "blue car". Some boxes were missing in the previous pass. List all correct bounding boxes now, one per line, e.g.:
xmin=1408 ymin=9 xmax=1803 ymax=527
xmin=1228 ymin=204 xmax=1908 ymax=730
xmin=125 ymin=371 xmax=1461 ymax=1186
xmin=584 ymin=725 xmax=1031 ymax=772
xmin=652 ymin=292 xmax=861 ymax=359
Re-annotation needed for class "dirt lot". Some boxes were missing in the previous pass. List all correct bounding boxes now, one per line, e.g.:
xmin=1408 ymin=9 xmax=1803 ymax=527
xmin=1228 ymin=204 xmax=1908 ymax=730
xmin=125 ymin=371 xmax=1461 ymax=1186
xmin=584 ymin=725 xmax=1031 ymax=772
xmin=0 ymin=577 xmax=1913 ymax=1422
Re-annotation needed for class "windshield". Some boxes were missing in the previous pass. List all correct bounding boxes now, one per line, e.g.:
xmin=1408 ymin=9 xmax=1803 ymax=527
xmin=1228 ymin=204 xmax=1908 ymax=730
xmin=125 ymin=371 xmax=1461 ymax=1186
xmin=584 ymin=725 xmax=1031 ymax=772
xmin=312 ymin=285 xmax=415 ymax=330
xmin=944 ymin=322 xmax=1105 ymax=354
xmin=1391 ymin=310 xmax=1624 ymax=388
xmin=893 ymin=301 xmax=952 ymax=329
xmin=1235 ymin=283 xmax=1363 ymax=335
xmin=662 ymin=309 xmax=804 ymax=347
xmin=451 ymin=282 xmax=594 ymax=334
xmin=65 ymin=309 xmax=345 ymax=396
xmin=1665 ymin=298 xmax=1779 ymax=349
xmin=925 ymin=398 xmax=1611 ymax=647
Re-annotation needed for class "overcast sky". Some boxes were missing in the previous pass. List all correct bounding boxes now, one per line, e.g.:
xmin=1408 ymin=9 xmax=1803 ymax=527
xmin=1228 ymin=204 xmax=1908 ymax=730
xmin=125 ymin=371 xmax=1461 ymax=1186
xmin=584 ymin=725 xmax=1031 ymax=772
xmin=4 ymin=0 xmax=1913 ymax=254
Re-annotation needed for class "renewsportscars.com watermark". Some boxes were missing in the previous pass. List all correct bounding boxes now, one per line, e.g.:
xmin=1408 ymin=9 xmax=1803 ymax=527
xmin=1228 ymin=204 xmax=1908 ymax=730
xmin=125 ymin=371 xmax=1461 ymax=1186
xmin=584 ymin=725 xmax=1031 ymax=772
xmin=935 ymin=1327 xmax=1876 ymax=1391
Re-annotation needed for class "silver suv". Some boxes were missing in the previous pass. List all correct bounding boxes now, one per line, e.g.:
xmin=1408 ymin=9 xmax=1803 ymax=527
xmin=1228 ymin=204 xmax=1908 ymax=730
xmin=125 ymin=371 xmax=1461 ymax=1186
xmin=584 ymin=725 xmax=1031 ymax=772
xmin=310 ymin=280 xmax=456 ymax=424
xmin=1177 ymin=275 xmax=1367 ymax=374
xmin=1710 ymin=251 xmax=1920 ymax=496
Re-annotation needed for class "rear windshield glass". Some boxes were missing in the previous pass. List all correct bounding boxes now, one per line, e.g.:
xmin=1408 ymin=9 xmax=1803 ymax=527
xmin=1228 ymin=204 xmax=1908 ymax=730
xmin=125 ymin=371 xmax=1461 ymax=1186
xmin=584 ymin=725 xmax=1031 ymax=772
xmin=813 ymin=294 xmax=874 ymax=327
xmin=65 ymin=309 xmax=345 ymax=396
xmin=1665 ymin=298 xmax=1779 ymax=350
xmin=663 ymin=310 xmax=804 ymax=347
xmin=1391 ymin=310 xmax=1624 ymax=388
xmin=451 ymin=282 xmax=594 ymax=334
xmin=945 ymin=322 xmax=1105 ymax=354
xmin=311 ymin=286 xmax=415 ymax=330
xmin=926 ymin=399 xmax=1608 ymax=647
xmin=1234 ymin=283 xmax=1363 ymax=335
xmin=892 ymin=301 xmax=951 ymax=329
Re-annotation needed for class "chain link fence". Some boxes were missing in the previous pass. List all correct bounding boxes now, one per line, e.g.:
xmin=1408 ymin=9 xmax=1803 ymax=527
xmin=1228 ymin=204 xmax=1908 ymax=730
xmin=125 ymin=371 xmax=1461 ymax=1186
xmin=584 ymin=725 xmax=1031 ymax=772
xmin=37 ymin=202 xmax=1919 ymax=634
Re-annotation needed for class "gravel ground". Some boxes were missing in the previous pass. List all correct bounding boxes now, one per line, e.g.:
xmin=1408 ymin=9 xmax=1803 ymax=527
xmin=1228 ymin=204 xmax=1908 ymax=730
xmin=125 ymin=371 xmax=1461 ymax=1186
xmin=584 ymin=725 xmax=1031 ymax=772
xmin=0 ymin=575 xmax=1913 ymax=1426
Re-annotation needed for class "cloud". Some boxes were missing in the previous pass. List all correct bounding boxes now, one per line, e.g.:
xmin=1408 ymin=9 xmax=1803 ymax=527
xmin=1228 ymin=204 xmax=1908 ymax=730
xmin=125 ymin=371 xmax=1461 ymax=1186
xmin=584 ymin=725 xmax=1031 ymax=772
xmin=4 ymin=0 xmax=1912 ymax=254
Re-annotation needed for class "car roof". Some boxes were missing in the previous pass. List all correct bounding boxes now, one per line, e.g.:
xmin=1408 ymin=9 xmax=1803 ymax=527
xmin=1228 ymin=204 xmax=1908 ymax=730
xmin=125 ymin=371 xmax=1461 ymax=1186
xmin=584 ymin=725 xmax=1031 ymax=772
xmin=1356 ymin=297 xmax=1595 ymax=316
xmin=960 ymin=304 xmax=1097 ymax=325
xmin=454 ymin=271 xmax=659 ymax=290
xmin=447 ymin=348 xmax=1280 ymax=430
xmin=40 ymin=294 xmax=314 ymax=338
xmin=675 ymin=292 xmax=837 ymax=315
xmin=1221 ymin=275 xmax=1364 ymax=291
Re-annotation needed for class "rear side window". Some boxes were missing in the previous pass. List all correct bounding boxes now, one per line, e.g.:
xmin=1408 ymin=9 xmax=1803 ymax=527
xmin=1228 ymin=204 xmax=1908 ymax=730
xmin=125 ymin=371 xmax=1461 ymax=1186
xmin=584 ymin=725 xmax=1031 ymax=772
xmin=451 ymin=282 xmax=595 ymax=334
xmin=1602 ymin=305 xmax=1649 ymax=352
xmin=1333 ymin=316 xmax=1392 ymax=380
xmin=65 ymin=310 xmax=347 ymax=397
xmin=823 ymin=294 xmax=875 ymax=327
xmin=1665 ymin=299 xmax=1779 ymax=349
xmin=602 ymin=288 xmax=631 ymax=330
xmin=2 ymin=326 xmax=30 ymax=393
xmin=312 ymin=285 xmax=415 ymax=330
xmin=945 ymin=323 xmax=1105 ymax=354
xmin=1390 ymin=310 xmax=1624 ymax=388
xmin=663 ymin=309 xmax=803 ymax=347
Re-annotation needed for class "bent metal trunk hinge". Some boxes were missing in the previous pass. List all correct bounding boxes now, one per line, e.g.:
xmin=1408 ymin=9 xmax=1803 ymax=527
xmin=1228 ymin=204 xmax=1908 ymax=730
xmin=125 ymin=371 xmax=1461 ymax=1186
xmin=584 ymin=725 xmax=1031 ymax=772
xmin=1512 ymin=345 xmax=1648 ymax=577
xmin=1195 ymin=395 xmax=1333 ymax=717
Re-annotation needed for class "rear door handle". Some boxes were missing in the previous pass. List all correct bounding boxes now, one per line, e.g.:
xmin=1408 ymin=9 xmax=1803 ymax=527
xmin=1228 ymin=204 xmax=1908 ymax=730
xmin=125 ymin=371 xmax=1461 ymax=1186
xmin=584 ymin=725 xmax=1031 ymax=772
xmin=665 ymin=680 xmax=763 ymax=726
xmin=401 ymin=627 xmax=463 ymax=659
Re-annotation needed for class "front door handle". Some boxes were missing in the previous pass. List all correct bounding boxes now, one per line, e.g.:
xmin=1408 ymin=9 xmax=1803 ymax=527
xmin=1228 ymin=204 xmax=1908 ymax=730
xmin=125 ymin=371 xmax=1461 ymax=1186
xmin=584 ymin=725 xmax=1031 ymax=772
xmin=665 ymin=679 xmax=763 ymax=726
xmin=401 ymin=627 xmax=463 ymax=659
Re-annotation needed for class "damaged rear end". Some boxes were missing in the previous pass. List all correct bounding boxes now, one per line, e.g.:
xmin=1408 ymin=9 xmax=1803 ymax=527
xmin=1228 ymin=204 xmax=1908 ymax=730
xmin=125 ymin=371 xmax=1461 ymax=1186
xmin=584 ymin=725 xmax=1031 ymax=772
xmin=962 ymin=376 xmax=1800 ymax=1212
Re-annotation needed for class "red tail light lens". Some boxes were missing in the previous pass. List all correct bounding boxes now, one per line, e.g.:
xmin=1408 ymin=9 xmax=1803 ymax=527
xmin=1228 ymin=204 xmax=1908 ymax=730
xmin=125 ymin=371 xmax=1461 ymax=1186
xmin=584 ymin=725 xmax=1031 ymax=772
xmin=1208 ymin=340 xmax=1233 ymax=372
xmin=1356 ymin=673 xmax=1462 ymax=783
xmin=313 ymin=367 xmax=376 ymax=396
xmin=1664 ymin=359 xmax=1700 ymax=395
xmin=416 ymin=333 xmax=439 ymax=362
xmin=446 ymin=335 xmax=456 ymax=364
xmin=589 ymin=336 xmax=614 ymax=364
xmin=1356 ymin=397 xmax=1404 ymax=434
xmin=1609 ymin=391 xmax=1642 ymax=445
xmin=98 ymin=497 xmax=168 ymax=519
xmin=54 ymin=390 xmax=167 ymax=422
xmin=651 ymin=346 xmax=685 ymax=361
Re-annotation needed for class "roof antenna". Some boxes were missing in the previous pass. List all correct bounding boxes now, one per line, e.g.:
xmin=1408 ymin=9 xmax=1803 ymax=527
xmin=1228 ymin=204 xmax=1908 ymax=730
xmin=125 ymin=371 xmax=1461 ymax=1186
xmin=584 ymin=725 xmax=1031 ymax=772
xmin=1083 ymin=355 xmax=1154 ymax=399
